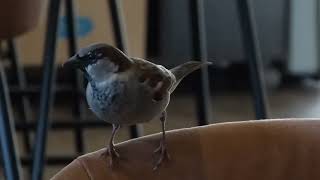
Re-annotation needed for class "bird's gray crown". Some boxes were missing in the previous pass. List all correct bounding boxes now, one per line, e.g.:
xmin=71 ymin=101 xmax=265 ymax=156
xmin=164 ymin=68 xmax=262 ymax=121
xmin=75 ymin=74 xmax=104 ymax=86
xmin=65 ymin=43 xmax=133 ymax=72
xmin=76 ymin=43 xmax=115 ymax=67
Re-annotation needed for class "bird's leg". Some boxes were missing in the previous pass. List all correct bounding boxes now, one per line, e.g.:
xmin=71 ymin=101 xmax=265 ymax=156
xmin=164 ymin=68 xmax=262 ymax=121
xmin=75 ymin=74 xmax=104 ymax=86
xmin=107 ymin=124 xmax=120 ymax=157
xmin=102 ymin=124 xmax=120 ymax=167
xmin=153 ymin=111 xmax=170 ymax=170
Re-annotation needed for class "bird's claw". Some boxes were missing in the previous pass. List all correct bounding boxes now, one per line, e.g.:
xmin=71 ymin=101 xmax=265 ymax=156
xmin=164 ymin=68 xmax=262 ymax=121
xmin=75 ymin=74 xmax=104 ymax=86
xmin=101 ymin=146 xmax=120 ymax=167
xmin=153 ymin=143 xmax=170 ymax=170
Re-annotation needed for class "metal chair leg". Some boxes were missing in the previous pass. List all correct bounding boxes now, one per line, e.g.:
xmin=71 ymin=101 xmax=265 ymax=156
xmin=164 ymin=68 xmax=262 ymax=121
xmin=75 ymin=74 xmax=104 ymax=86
xmin=108 ymin=0 xmax=143 ymax=138
xmin=0 ymin=61 xmax=22 ymax=180
xmin=31 ymin=0 xmax=61 ymax=179
xmin=237 ymin=0 xmax=269 ymax=119
xmin=146 ymin=0 xmax=161 ymax=58
xmin=65 ymin=0 xmax=85 ymax=154
xmin=189 ymin=0 xmax=213 ymax=126
xmin=7 ymin=39 xmax=32 ymax=154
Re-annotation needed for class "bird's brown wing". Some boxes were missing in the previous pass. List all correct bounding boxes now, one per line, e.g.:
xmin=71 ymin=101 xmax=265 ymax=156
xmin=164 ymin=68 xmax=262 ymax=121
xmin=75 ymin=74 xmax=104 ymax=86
xmin=132 ymin=57 xmax=175 ymax=101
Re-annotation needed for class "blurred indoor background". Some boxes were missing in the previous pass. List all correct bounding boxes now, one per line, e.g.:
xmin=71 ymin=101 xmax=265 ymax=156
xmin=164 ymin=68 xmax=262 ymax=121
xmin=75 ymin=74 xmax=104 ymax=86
xmin=1 ymin=0 xmax=320 ymax=179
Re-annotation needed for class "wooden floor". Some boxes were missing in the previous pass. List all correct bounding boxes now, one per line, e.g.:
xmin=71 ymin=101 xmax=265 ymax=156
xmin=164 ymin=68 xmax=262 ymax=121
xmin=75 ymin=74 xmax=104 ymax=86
xmin=3 ymin=81 xmax=320 ymax=179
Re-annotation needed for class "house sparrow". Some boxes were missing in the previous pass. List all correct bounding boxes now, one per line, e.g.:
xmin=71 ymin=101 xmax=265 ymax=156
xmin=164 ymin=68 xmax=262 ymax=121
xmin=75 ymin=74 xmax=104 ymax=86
xmin=63 ymin=43 xmax=211 ymax=170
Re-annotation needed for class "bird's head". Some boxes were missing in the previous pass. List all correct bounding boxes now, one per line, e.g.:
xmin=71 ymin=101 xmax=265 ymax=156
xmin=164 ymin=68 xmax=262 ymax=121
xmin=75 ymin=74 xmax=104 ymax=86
xmin=63 ymin=43 xmax=133 ymax=81
xmin=63 ymin=43 xmax=133 ymax=71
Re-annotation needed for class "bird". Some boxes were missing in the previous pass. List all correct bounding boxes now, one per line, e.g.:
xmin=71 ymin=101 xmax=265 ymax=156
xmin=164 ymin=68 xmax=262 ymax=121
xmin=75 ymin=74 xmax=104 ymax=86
xmin=63 ymin=43 xmax=211 ymax=170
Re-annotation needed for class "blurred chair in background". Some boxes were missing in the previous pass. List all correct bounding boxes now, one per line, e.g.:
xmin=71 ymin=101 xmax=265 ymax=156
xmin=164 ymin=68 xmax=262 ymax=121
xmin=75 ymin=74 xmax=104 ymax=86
xmin=0 ymin=0 xmax=42 ymax=180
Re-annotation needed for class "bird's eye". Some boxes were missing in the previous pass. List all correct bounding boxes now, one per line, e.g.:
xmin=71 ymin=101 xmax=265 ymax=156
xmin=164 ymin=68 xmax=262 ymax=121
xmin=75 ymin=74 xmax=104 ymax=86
xmin=76 ymin=54 xmax=82 ymax=59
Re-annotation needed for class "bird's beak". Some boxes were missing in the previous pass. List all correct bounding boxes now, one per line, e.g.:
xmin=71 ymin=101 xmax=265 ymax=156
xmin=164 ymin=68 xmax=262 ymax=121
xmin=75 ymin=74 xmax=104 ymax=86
xmin=63 ymin=55 xmax=82 ymax=69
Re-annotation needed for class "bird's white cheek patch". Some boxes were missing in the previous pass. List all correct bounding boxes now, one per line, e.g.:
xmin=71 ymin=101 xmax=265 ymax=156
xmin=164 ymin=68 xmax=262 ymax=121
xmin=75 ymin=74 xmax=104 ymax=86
xmin=86 ymin=60 xmax=119 ymax=77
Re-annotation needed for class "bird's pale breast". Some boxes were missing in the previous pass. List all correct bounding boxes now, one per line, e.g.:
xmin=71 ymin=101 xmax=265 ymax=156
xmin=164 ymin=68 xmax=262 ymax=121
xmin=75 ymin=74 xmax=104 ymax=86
xmin=86 ymin=75 xmax=169 ymax=125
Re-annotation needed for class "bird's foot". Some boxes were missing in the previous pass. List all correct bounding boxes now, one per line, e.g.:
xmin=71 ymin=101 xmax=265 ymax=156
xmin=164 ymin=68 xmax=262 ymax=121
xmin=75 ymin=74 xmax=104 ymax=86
xmin=153 ymin=143 xmax=170 ymax=170
xmin=101 ymin=146 xmax=120 ymax=167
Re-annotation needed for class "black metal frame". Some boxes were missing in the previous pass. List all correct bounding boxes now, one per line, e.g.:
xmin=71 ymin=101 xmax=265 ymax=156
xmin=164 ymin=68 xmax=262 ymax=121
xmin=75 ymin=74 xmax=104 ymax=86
xmin=237 ymin=0 xmax=269 ymax=119
xmin=31 ymin=0 xmax=61 ymax=179
xmin=15 ymin=119 xmax=108 ymax=130
xmin=0 ymin=60 xmax=22 ymax=180
xmin=65 ymin=0 xmax=85 ymax=155
xmin=189 ymin=0 xmax=213 ymax=125
xmin=146 ymin=0 xmax=161 ymax=58
xmin=7 ymin=40 xmax=33 ymax=154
